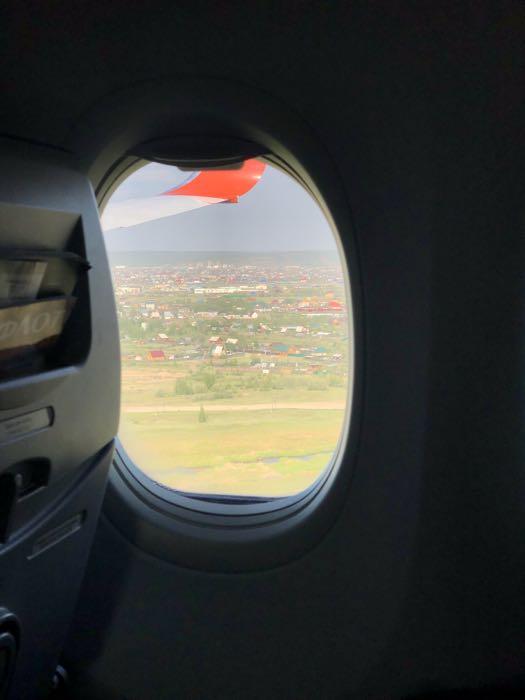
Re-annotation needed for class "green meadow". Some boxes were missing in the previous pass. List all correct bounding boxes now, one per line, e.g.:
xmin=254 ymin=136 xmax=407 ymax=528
xmin=119 ymin=407 xmax=346 ymax=497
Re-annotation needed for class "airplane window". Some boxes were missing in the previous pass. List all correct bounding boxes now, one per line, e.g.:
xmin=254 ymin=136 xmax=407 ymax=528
xmin=101 ymin=160 xmax=352 ymax=498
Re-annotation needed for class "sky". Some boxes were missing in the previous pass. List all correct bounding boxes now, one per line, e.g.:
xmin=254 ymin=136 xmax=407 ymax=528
xmin=104 ymin=162 xmax=336 ymax=252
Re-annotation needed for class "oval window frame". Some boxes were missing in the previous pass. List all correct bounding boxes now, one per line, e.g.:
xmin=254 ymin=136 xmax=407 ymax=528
xmin=80 ymin=77 xmax=363 ymax=571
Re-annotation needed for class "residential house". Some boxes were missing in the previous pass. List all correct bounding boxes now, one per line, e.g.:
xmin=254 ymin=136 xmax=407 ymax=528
xmin=147 ymin=350 xmax=166 ymax=361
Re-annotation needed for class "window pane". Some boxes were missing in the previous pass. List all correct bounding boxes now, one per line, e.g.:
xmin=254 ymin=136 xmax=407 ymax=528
xmin=103 ymin=160 xmax=351 ymax=498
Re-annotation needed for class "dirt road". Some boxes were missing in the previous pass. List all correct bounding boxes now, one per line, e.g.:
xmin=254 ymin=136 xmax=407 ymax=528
xmin=122 ymin=401 xmax=346 ymax=413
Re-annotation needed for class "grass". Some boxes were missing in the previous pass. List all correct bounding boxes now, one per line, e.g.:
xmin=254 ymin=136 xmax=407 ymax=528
xmin=119 ymin=408 xmax=345 ymax=497
xmin=118 ymin=351 xmax=349 ymax=496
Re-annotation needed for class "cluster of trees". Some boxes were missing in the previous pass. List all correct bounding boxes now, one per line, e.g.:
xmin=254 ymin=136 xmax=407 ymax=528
xmin=174 ymin=371 xmax=217 ymax=396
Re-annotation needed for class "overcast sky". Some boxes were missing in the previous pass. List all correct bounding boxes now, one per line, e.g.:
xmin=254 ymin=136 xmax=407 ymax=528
xmin=104 ymin=162 xmax=336 ymax=252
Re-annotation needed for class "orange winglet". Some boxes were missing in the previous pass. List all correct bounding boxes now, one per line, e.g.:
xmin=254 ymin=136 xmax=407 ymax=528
xmin=163 ymin=159 xmax=266 ymax=202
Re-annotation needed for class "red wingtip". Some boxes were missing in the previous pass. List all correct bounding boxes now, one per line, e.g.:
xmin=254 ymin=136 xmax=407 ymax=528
xmin=163 ymin=159 xmax=266 ymax=201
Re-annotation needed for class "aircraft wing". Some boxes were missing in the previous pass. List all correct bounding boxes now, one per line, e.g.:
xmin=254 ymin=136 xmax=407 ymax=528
xmin=101 ymin=159 xmax=265 ymax=231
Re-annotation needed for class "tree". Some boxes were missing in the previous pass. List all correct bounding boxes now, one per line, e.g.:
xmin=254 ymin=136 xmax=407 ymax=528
xmin=198 ymin=405 xmax=207 ymax=423
xmin=202 ymin=372 xmax=216 ymax=390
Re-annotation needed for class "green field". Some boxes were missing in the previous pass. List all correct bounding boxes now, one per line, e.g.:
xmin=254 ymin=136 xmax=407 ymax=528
xmin=120 ymin=407 xmax=346 ymax=496
xmin=119 ymin=358 xmax=348 ymax=496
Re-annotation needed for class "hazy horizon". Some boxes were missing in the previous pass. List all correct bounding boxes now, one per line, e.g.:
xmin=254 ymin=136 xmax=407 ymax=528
xmin=107 ymin=249 xmax=340 ymax=267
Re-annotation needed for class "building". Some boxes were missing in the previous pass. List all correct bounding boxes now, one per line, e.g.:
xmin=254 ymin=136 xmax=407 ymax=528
xmin=147 ymin=350 xmax=166 ymax=361
xmin=269 ymin=342 xmax=289 ymax=356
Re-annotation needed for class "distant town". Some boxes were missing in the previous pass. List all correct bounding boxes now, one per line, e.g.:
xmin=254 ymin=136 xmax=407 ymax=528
xmin=111 ymin=253 xmax=348 ymax=370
